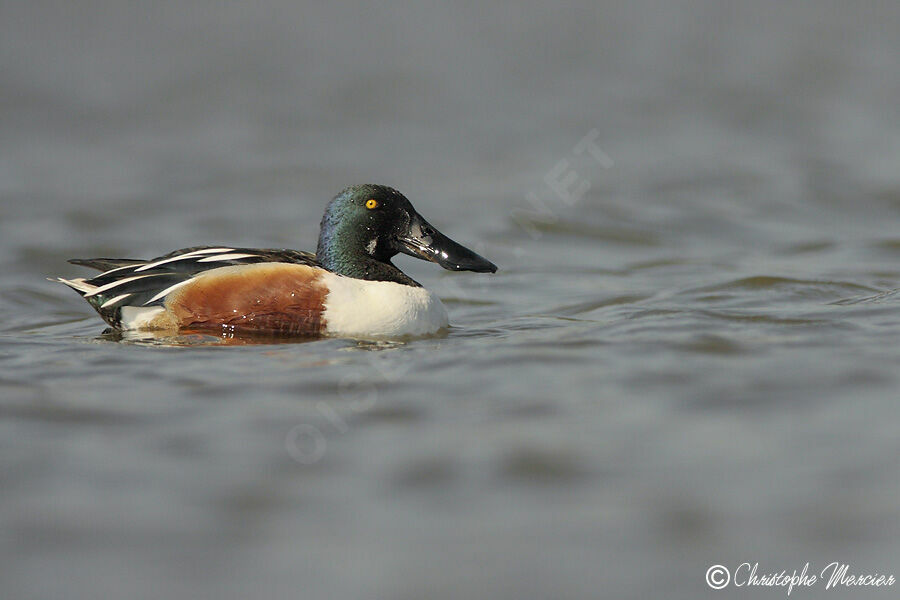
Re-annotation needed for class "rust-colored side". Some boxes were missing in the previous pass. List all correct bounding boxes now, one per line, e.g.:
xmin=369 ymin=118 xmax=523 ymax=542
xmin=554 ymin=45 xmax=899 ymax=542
xmin=165 ymin=263 xmax=328 ymax=336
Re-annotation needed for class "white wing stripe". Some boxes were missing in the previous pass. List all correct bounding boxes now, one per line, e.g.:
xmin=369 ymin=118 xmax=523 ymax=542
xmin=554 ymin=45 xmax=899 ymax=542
xmin=186 ymin=247 xmax=236 ymax=255
xmin=134 ymin=255 xmax=199 ymax=272
xmin=100 ymin=293 xmax=132 ymax=308
xmin=134 ymin=248 xmax=236 ymax=271
xmin=197 ymin=253 xmax=258 ymax=262
xmin=97 ymin=264 xmax=142 ymax=276
xmin=84 ymin=274 xmax=164 ymax=297
xmin=143 ymin=279 xmax=195 ymax=304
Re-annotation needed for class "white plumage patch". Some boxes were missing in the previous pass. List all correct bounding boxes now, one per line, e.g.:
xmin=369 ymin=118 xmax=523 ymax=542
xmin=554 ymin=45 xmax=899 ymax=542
xmin=319 ymin=272 xmax=448 ymax=338
xmin=120 ymin=306 xmax=166 ymax=329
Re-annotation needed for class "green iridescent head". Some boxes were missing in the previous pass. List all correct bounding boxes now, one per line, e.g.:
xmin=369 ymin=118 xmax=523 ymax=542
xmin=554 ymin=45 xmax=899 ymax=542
xmin=316 ymin=184 xmax=497 ymax=283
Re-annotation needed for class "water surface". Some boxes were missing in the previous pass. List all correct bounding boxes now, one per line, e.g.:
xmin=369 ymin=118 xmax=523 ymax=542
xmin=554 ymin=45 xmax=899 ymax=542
xmin=2 ymin=1 xmax=900 ymax=598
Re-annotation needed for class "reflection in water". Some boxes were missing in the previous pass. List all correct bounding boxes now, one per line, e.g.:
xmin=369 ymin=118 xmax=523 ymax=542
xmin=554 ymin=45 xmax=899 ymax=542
xmin=95 ymin=327 xmax=443 ymax=348
xmin=97 ymin=327 xmax=326 ymax=347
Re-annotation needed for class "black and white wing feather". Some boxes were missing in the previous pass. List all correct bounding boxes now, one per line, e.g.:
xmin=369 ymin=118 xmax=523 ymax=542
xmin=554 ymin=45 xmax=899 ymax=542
xmin=55 ymin=246 xmax=318 ymax=327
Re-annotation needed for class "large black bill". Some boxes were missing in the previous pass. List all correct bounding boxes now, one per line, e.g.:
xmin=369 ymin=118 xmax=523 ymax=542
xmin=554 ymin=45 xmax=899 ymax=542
xmin=396 ymin=214 xmax=498 ymax=273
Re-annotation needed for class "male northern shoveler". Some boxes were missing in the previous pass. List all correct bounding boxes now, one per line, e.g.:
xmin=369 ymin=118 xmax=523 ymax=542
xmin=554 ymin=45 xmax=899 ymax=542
xmin=55 ymin=184 xmax=497 ymax=338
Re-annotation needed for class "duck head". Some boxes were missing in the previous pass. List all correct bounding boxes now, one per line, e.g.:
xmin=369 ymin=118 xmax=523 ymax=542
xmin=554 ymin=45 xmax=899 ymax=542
xmin=317 ymin=184 xmax=497 ymax=283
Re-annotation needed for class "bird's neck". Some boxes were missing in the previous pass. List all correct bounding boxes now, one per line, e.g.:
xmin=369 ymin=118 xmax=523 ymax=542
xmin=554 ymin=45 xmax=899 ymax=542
xmin=317 ymin=244 xmax=420 ymax=287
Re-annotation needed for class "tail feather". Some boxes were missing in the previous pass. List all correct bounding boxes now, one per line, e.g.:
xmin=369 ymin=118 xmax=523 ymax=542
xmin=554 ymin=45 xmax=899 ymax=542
xmin=52 ymin=277 xmax=97 ymax=296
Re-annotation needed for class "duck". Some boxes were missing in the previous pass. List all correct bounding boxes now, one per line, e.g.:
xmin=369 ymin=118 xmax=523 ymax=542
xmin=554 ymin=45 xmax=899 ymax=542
xmin=55 ymin=184 xmax=497 ymax=338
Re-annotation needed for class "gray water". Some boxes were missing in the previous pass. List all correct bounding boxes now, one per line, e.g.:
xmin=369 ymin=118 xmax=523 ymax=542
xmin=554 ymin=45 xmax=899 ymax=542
xmin=2 ymin=1 xmax=900 ymax=598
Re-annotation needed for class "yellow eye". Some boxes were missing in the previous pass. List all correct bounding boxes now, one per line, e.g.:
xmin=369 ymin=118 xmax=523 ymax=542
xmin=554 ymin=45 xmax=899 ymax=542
xmin=365 ymin=198 xmax=379 ymax=209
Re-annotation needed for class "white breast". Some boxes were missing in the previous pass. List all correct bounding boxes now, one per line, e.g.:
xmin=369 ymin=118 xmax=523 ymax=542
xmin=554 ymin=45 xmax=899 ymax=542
xmin=320 ymin=272 xmax=449 ymax=338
